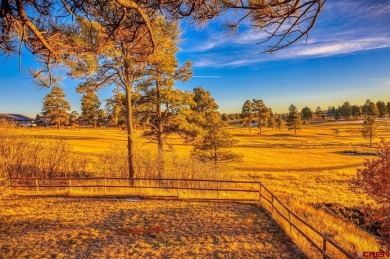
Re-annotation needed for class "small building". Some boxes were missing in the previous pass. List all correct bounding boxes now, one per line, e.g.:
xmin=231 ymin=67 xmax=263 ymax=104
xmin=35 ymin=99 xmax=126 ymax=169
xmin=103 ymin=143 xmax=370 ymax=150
xmin=0 ymin=113 xmax=36 ymax=126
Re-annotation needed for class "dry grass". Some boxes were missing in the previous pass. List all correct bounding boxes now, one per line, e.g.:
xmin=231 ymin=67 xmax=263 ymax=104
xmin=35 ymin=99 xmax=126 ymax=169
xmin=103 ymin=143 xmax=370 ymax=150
xmin=0 ymin=197 xmax=305 ymax=258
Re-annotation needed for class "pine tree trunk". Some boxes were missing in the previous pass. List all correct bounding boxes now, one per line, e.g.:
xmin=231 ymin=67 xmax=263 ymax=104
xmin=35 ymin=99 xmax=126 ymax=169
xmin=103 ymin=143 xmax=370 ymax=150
xmin=370 ymin=128 xmax=372 ymax=147
xmin=214 ymin=146 xmax=218 ymax=165
xmin=125 ymin=82 xmax=135 ymax=183
xmin=156 ymin=78 xmax=164 ymax=178
xmin=259 ymin=116 xmax=262 ymax=135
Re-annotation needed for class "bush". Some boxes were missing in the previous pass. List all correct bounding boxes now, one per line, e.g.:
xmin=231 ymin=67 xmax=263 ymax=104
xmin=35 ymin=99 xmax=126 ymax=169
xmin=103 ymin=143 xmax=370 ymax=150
xmin=94 ymin=144 xmax=229 ymax=180
xmin=0 ymin=122 xmax=90 ymax=178
xmin=350 ymin=139 xmax=390 ymax=248
xmin=0 ymin=120 xmax=228 ymax=181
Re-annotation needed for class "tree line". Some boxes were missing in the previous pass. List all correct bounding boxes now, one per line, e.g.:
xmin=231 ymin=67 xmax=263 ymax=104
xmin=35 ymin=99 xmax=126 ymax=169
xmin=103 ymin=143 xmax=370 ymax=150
xmin=219 ymin=99 xmax=390 ymax=135
xmin=36 ymin=84 xmax=239 ymax=168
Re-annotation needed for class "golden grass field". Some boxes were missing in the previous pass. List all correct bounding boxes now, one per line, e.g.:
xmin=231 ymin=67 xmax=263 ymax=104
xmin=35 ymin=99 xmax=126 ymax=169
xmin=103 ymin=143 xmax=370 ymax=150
xmin=0 ymin=197 xmax=305 ymax=258
xmin=2 ymin=118 xmax=390 ymax=257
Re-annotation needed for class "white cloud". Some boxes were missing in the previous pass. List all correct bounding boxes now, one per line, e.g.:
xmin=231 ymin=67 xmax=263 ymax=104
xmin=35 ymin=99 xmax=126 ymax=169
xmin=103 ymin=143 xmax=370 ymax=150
xmin=232 ymin=30 xmax=268 ymax=44
xmin=293 ymin=37 xmax=390 ymax=57
xmin=184 ymin=28 xmax=268 ymax=53
xmin=190 ymin=36 xmax=390 ymax=68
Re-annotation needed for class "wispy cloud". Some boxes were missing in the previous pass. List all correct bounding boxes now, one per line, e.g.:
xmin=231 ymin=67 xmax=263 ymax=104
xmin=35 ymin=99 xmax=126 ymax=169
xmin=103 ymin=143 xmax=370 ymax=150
xmin=184 ymin=28 xmax=268 ymax=53
xmin=292 ymin=37 xmax=390 ymax=57
xmin=232 ymin=30 xmax=268 ymax=44
xmin=181 ymin=0 xmax=390 ymax=68
xmin=191 ymin=35 xmax=390 ymax=68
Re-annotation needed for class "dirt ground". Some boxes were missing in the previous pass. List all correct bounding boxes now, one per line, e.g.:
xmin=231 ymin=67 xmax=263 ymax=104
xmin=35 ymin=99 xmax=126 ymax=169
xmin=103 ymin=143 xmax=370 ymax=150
xmin=0 ymin=196 xmax=306 ymax=258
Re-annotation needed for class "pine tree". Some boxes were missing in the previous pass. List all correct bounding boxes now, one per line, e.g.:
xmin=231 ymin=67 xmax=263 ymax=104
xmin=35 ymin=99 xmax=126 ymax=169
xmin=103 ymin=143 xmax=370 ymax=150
xmin=69 ymin=111 xmax=79 ymax=126
xmin=80 ymin=91 xmax=101 ymax=127
xmin=340 ymin=101 xmax=352 ymax=120
xmin=192 ymin=87 xmax=219 ymax=114
xmin=276 ymin=117 xmax=285 ymax=130
xmin=376 ymin=101 xmax=386 ymax=119
xmin=105 ymin=91 xmax=126 ymax=126
xmin=267 ymin=116 xmax=276 ymax=130
xmin=42 ymin=86 xmax=71 ymax=129
xmin=351 ymin=105 xmax=361 ymax=120
xmin=192 ymin=111 xmax=239 ymax=164
xmin=387 ymin=102 xmax=390 ymax=117
xmin=301 ymin=106 xmax=313 ymax=123
xmin=241 ymin=100 xmax=254 ymax=134
xmin=362 ymin=116 xmax=377 ymax=147
xmin=98 ymin=109 xmax=106 ymax=126
xmin=315 ymin=106 xmax=323 ymax=119
xmin=135 ymin=18 xmax=192 ymax=160
xmin=252 ymin=99 xmax=269 ymax=135
xmin=287 ymin=104 xmax=302 ymax=134
xmin=367 ymin=102 xmax=379 ymax=117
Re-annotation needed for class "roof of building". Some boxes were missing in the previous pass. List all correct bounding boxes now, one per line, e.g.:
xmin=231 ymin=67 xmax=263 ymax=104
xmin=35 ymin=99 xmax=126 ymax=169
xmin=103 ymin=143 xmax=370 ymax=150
xmin=0 ymin=113 xmax=34 ymax=121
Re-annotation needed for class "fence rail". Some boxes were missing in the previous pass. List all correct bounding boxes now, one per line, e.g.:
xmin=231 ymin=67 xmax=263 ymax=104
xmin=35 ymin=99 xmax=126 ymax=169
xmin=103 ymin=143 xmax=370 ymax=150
xmin=5 ymin=177 xmax=354 ymax=259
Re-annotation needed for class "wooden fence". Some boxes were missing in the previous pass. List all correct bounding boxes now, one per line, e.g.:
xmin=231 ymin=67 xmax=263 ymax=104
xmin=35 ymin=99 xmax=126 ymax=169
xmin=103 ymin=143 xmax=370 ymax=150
xmin=6 ymin=177 xmax=354 ymax=259
xmin=0 ymin=178 xmax=9 ymax=196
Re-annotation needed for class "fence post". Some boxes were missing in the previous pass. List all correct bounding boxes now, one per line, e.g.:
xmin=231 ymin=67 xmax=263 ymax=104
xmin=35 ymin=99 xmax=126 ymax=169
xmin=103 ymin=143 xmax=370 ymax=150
xmin=323 ymin=237 xmax=327 ymax=259
xmin=217 ymin=181 xmax=220 ymax=202
xmin=8 ymin=178 xmax=11 ymax=194
xmin=35 ymin=179 xmax=39 ymax=195
xmin=258 ymin=183 xmax=262 ymax=206
xmin=176 ymin=179 xmax=179 ymax=199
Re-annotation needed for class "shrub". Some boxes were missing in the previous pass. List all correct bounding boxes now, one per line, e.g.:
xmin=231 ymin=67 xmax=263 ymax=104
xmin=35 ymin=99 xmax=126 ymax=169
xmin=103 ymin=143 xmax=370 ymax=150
xmin=351 ymin=139 xmax=390 ymax=248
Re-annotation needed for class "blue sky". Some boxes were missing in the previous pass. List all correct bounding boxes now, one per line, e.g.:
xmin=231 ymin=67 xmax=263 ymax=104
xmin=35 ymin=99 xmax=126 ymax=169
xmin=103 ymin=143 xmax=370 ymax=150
xmin=1 ymin=0 xmax=390 ymax=117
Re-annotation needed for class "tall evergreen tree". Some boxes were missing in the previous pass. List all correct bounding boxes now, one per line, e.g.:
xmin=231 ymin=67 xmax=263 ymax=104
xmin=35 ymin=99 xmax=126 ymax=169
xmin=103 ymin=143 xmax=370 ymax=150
xmin=97 ymin=109 xmax=107 ymax=126
xmin=367 ymin=102 xmax=379 ymax=118
xmin=135 ymin=18 xmax=192 ymax=160
xmin=340 ymin=101 xmax=352 ymax=120
xmin=267 ymin=116 xmax=276 ymax=130
xmin=362 ymin=99 xmax=372 ymax=118
xmin=192 ymin=87 xmax=219 ymax=115
xmin=252 ymin=99 xmax=269 ymax=135
xmin=287 ymin=104 xmax=302 ymax=134
xmin=351 ymin=105 xmax=361 ymax=120
xmin=42 ymin=86 xmax=71 ymax=129
xmin=276 ymin=117 xmax=285 ymax=130
xmin=387 ymin=102 xmax=390 ymax=118
xmin=328 ymin=106 xmax=336 ymax=120
xmin=192 ymin=111 xmax=238 ymax=164
xmin=80 ymin=91 xmax=101 ymax=127
xmin=301 ymin=106 xmax=313 ymax=122
xmin=376 ymin=101 xmax=386 ymax=119
xmin=105 ymin=91 xmax=126 ymax=126
xmin=362 ymin=116 xmax=378 ymax=147
xmin=72 ymin=13 xmax=159 ymax=181
xmin=315 ymin=106 xmax=323 ymax=119
xmin=69 ymin=111 xmax=79 ymax=126
xmin=242 ymin=100 xmax=254 ymax=134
